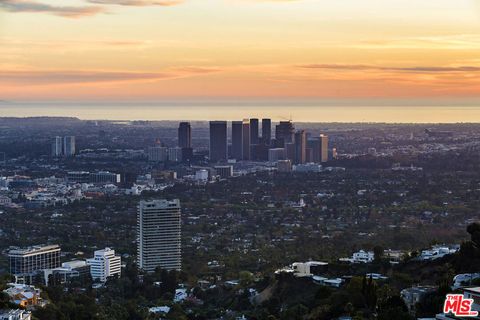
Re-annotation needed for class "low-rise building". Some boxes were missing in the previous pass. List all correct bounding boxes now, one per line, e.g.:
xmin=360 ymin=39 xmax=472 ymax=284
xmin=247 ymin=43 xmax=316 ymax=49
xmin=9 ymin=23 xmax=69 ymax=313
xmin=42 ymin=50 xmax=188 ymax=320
xmin=275 ymin=261 xmax=328 ymax=278
xmin=214 ymin=166 xmax=233 ymax=179
xmin=0 ymin=309 xmax=32 ymax=320
xmin=3 ymin=284 xmax=46 ymax=310
xmin=419 ymin=245 xmax=459 ymax=261
xmin=453 ymin=273 xmax=480 ymax=289
xmin=400 ymin=286 xmax=436 ymax=313
xmin=293 ymin=163 xmax=322 ymax=173
xmin=277 ymin=160 xmax=292 ymax=173
xmin=8 ymin=245 xmax=61 ymax=282
xmin=339 ymin=250 xmax=374 ymax=264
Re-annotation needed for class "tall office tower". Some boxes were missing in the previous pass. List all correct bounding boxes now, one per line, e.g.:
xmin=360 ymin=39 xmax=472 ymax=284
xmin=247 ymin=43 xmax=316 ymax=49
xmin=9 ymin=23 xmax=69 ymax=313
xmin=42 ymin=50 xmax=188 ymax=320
xmin=231 ymin=121 xmax=243 ymax=160
xmin=8 ymin=245 xmax=61 ymax=279
xmin=307 ymin=138 xmax=321 ymax=163
xmin=209 ymin=121 xmax=228 ymax=162
xmin=86 ymin=248 xmax=121 ymax=283
xmin=294 ymin=130 xmax=307 ymax=164
xmin=275 ymin=121 xmax=295 ymax=146
xmin=319 ymin=134 xmax=329 ymax=162
xmin=63 ymin=136 xmax=76 ymax=157
xmin=178 ymin=122 xmax=192 ymax=148
xmin=305 ymin=148 xmax=313 ymax=163
xmin=262 ymin=118 xmax=272 ymax=145
xmin=242 ymin=119 xmax=251 ymax=160
xmin=285 ymin=143 xmax=295 ymax=162
xmin=250 ymin=118 xmax=259 ymax=145
xmin=51 ymin=136 xmax=62 ymax=157
xmin=138 ymin=199 xmax=181 ymax=272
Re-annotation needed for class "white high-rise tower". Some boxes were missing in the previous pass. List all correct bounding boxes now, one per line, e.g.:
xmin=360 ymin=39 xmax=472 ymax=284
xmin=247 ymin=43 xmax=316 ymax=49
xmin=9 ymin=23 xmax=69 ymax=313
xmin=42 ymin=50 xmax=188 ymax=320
xmin=63 ymin=136 xmax=76 ymax=157
xmin=52 ymin=136 xmax=62 ymax=157
xmin=137 ymin=199 xmax=181 ymax=273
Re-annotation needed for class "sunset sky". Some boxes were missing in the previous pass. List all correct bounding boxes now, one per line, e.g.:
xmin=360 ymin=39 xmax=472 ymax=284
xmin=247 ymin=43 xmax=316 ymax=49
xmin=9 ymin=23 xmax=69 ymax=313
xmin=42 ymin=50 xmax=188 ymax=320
xmin=1 ymin=0 xmax=480 ymax=102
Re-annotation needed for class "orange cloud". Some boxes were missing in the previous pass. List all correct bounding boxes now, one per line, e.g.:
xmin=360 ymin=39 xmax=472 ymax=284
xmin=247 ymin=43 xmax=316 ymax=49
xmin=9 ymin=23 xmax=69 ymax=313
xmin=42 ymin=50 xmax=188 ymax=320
xmin=87 ymin=0 xmax=182 ymax=6
xmin=0 ymin=67 xmax=221 ymax=86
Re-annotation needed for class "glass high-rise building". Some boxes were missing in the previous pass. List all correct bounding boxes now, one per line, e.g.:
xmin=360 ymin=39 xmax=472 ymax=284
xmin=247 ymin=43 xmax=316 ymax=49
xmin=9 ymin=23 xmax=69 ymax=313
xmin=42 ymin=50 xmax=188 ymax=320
xmin=63 ymin=136 xmax=76 ymax=157
xmin=275 ymin=121 xmax=295 ymax=146
xmin=294 ymin=130 xmax=307 ymax=164
xmin=231 ymin=121 xmax=243 ymax=160
xmin=51 ymin=136 xmax=62 ymax=157
xmin=137 ymin=199 xmax=181 ymax=273
xmin=178 ymin=122 xmax=192 ymax=148
xmin=209 ymin=121 xmax=227 ymax=162
xmin=261 ymin=118 xmax=271 ymax=145
xmin=319 ymin=134 xmax=329 ymax=163
xmin=250 ymin=118 xmax=259 ymax=145
xmin=242 ymin=119 xmax=251 ymax=160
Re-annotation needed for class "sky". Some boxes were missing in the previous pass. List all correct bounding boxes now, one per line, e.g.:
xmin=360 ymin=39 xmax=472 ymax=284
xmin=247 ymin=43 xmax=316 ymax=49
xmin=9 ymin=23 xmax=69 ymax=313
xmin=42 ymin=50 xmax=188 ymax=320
xmin=1 ymin=0 xmax=480 ymax=102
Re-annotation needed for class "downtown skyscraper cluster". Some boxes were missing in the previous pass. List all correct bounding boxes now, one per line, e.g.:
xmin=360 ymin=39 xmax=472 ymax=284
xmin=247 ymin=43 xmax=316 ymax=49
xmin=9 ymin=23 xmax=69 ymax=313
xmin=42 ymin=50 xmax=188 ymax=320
xmin=207 ymin=119 xmax=328 ymax=164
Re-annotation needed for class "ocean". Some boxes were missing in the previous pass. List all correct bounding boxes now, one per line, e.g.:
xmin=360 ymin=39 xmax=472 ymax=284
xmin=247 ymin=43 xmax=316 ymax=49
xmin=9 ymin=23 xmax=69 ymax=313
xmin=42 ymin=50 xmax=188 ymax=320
xmin=1 ymin=102 xmax=480 ymax=123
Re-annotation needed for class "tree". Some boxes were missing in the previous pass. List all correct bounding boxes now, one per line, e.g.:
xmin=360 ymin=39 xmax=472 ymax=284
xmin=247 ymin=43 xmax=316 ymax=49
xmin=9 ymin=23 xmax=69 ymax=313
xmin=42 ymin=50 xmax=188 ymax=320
xmin=373 ymin=246 xmax=384 ymax=262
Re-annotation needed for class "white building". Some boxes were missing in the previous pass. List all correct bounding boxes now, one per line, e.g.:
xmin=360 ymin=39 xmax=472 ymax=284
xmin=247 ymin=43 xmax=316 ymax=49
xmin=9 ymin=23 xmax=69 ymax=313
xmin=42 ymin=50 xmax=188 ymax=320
xmin=352 ymin=250 xmax=374 ymax=263
xmin=0 ymin=309 xmax=32 ymax=320
xmin=339 ymin=250 xmax=375 ymax=264
xmin=86 ymin=248 xmax=121 ymax=283
xmin=452 ymin=273 xmax=480 ymax=289
xmin=138 ymin=200 xmax=182 ymax=273
xmin=419 ymin=245 xmax=459 ymax=261
xmin=63 ymin=136 xmax=75 ymax=157
xmin=195 ymin=170 xmax=209 ymax=182
xmin=0 ymin=196 xmax=12 ymax=206
xmin=275 ymin=261 xmax=328 ymax=278
xmin=51 ymin=136 xmax=62 ymax=157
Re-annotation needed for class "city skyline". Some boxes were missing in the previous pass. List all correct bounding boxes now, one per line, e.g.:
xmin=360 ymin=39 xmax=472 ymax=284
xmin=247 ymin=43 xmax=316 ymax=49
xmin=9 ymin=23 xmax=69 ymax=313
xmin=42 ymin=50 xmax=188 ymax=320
xmin=1 ymin=0 xmax=480 ymax=104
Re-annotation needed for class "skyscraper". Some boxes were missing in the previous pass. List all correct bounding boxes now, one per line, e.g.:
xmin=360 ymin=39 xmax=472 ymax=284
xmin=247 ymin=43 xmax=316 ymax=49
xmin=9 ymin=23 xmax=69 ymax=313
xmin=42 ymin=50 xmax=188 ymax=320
xmin=231 ymin=121 xmax=243 ymax=160
xmin=209 ymin=121 xmax=227 ymax=162
xmin=294 ymin=130 xmax=307 ymax=164
xmin=261 ymin=118 xmax=271 ymax=145
xmin=178 ymin=122 xmax=192 ymax=148
xmin=307 ymin=138 xmax=321 ymax=163
xmin=137 ymin=199 xmax=181 ymax=272
xmin=307 ymin=135 xmax=329 ymax=163
xmin=63 ymin=136 xmax=76 ymax=157
xmin=250 ymin=118 xmax=259 ymax=145
xmin=51 ymin=136 xmax=62 ymax=157
xmin=275 ymin=121 xmax=295 ymax=146
xmin=242 ymin=119 xmax=251 ymax=160
xmin=319 ymin=134 xmax=329 ymax=163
